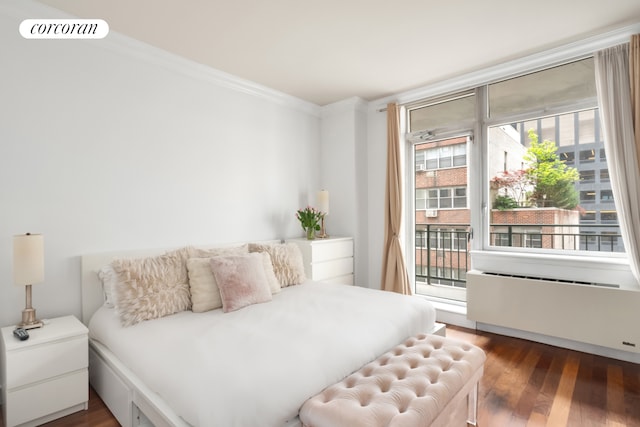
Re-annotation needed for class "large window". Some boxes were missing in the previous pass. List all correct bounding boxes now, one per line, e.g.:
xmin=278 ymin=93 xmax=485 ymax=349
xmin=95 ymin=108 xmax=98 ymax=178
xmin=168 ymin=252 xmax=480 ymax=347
xmin=407 ymin=55 xmax=629 ymax=301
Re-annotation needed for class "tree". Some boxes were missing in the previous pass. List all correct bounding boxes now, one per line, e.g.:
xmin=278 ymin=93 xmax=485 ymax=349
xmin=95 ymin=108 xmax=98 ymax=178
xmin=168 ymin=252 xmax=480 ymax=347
xmin=490 ymin=169 xmax=531 ymax=208
xmin=524 ymin=130 xmax=579 ymax=209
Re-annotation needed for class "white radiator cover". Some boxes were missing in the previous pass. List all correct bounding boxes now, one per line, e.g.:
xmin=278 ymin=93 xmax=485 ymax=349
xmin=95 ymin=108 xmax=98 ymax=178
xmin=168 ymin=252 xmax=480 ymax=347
xmin=466 ymin=270 xmax=640 ymax=354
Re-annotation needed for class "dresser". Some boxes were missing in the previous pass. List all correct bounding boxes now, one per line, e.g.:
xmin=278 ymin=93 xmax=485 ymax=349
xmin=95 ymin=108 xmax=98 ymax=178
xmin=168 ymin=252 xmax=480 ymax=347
xmin=1 ymin=315 xmax=89 ymax=427
xmin=289 ymin=237 xmax=354 ymax=285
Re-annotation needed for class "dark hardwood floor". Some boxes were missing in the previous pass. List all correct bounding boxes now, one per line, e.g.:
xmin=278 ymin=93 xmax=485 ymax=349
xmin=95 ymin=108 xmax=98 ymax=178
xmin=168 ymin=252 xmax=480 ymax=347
xmin=2 ymin=325 xmax=639 ymax=426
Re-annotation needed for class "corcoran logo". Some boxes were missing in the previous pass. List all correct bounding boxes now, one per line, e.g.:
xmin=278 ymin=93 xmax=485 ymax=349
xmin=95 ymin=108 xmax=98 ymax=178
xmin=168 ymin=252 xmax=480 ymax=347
xmin=20 ymin=19 xmax=109 ymax=39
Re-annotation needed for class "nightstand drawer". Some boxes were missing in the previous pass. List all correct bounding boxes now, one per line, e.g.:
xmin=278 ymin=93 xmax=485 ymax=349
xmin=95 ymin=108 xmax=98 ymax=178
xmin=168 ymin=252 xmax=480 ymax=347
xmin=310 ymin=257 xmax=353 ymax=281
xmin=312 ymin=240 xmax=353 ymax=262
xmin=5 ymin=335 xmax=88 ymax=389
xmin=5 ymin=369 xmax=88 ymax=427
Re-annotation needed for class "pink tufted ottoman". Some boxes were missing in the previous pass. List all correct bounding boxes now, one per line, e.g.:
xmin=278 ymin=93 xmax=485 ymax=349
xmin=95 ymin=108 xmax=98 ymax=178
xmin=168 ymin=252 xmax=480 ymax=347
xmin=300 ymin=334 xmax=486 ymax=427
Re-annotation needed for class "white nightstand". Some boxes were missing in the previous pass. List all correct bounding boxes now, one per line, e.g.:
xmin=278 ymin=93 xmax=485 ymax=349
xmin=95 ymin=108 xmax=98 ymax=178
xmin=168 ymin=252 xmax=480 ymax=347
xmin=289 ymin=236 xmax=354 ymax=285
xmin=1 ymin=315 xmax=89 ymax=427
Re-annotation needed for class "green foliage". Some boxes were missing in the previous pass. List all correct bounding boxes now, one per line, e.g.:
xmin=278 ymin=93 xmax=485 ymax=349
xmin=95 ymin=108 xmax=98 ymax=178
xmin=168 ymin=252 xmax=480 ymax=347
xmin=296 ymin=206 xmax=322 ymax=232
xmin=493 ymin=195 xmax=520 ymax=210
xmin=524 ymin=130 xmax=579 ymax=209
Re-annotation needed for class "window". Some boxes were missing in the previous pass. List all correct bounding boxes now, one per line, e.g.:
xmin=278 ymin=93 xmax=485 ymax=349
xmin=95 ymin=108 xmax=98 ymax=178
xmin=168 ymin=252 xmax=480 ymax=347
xmin=580 ymin=149 xmax=596 ymax=163
xmin=580 ymin=170 xmax=595 ymax=182
xmin=560 ymin=151 xmax=575 ymax=164
xmin=407 ymin=53 xmax=631 ymax=301
xmin=416 ymin=143 xmax=467 ymax=170
xmin=581 ymin=191 xmax=596 ymax=203
xmin=601 ymin=189 xmax=614 ymax=201
xmin=418 ymin=186 xmax=467 ymax=209
xmin=488 ymin=58 xmax=595 ymax=118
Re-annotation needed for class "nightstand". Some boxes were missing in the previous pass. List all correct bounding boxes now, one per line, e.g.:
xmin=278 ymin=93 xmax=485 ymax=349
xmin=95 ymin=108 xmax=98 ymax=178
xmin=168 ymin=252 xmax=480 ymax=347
xmin=1 ymin=315 xmax=89 ymax=427
xmin=289 ymin=237 xmax=354 ymax=285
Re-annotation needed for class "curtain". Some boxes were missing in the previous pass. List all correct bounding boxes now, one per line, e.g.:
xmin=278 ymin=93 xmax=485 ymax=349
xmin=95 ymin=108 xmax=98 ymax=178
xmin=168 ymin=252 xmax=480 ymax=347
xmin=631 ymin=35 xmax=640 ymax=170
xmin=594 ymin=40 xmax=640 ymax=284
xmin=381 ymin=103 xmax=412 ymax=295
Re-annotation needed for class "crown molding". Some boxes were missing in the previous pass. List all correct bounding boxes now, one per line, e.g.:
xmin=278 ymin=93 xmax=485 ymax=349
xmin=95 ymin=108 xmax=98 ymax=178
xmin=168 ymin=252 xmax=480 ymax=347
xmin=2 ymin=0 xmax=322 ymax=117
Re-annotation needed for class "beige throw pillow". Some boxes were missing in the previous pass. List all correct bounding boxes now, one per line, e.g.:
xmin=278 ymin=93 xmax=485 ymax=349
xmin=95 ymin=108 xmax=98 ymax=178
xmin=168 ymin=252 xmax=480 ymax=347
xmin=248 ymin=242 xmax=306 ymax=287
xmin=186 ymin=246 xmax=250 ymax=313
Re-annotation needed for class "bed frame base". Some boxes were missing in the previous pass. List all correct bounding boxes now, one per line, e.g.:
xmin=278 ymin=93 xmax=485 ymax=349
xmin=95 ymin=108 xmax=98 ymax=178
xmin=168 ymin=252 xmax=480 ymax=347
xmin=89 ymin=340 xmax=190 ymax=427
xmin=89 ymin=323 xmax=446 ymax=427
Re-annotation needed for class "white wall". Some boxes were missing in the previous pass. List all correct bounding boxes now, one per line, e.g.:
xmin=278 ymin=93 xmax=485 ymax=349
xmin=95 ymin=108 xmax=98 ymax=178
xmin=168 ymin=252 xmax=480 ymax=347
xmin=319 ymin=98 xmax=369 ymax=286
xmin=0 ymin=1 xmax=321 ymax=327
xmin=365 ymin=107 xmax=388 ymax=290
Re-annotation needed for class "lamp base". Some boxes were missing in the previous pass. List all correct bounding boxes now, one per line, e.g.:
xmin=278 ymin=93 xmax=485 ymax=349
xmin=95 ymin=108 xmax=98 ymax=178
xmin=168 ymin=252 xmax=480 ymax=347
xmin=18 ymin=308 xmax=43 ymax=330
xmin=317 ymin=216 xmax=329 ymax=239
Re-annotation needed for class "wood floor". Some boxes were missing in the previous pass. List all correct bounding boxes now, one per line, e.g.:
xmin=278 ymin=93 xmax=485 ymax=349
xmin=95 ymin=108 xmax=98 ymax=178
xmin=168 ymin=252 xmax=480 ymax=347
xmin=2 ymin=325 xmax=639 ymax=427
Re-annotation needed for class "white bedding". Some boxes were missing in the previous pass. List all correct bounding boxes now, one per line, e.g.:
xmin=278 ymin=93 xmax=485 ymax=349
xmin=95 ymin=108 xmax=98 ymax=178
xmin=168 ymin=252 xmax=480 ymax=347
xmin=89 ymin=281 xmax=436 ymax=427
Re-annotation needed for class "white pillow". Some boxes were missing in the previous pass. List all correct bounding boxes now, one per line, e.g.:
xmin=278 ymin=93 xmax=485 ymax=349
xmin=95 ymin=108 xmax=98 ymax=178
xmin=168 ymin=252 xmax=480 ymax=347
xmin=97 ymin=265 xmax=118 ymax=308
xmin=187 ymin=257 xmax=223 ymax=313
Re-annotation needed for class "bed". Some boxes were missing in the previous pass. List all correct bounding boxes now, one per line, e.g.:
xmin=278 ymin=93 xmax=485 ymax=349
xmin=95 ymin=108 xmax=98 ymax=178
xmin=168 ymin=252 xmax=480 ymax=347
xmin=81 ymin=242 xmax=440 ymax=427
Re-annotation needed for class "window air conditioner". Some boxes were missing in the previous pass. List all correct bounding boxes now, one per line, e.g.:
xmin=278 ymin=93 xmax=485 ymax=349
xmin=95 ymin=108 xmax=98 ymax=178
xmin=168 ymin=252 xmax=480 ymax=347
xmin=426 ymin=209 xmax=438 ymax=218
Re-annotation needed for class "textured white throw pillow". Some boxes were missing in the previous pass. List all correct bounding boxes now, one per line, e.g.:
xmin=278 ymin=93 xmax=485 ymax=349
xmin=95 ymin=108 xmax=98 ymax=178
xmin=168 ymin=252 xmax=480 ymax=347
xmin=248 ymin=242 xmax=306 ymax=287
xmin=111 ymin=248 xmax=191 ymax=327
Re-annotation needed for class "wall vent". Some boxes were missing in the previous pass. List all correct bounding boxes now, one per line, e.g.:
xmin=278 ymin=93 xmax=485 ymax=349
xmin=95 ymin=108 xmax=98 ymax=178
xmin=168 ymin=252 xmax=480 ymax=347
xmin=479 ymin=271 xmax=619 ymax=289
xmin=466 ymin=270 xmax=639 ymax=354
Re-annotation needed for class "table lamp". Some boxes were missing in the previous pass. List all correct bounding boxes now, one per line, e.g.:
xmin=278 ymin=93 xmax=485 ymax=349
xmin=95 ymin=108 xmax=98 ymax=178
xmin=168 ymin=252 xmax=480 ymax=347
xmin=13 ymin=233 xmax=45 ymax=329
xmin=317 ymin=190 xmax=329 ymax=239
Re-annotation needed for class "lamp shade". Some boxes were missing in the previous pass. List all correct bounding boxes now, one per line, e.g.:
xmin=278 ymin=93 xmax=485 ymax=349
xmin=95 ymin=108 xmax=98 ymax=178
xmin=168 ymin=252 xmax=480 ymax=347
xmin=317 ymin=190 xmax=329 ymax=215
xmin=13 ymin=233 xmax=44 ymax=286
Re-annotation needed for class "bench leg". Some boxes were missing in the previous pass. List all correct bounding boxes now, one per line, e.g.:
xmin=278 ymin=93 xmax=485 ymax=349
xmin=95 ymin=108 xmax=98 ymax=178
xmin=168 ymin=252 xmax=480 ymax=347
xmin=467 ymin=382 xmax=478 ymax=426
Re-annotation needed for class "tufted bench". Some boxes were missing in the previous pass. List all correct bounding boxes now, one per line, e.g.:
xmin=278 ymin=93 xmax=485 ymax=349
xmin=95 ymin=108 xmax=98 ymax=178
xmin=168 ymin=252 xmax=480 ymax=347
xmin=300 ymin=334 xmax=486 ymax=427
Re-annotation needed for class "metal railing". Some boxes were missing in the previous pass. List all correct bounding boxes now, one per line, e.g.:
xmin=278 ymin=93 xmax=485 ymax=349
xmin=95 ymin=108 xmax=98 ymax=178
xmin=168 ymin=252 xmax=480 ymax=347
xmin=415 ymin=223 xmax=623 ymax=289
xmin=489 ymin=223 xmax=624 ymax=252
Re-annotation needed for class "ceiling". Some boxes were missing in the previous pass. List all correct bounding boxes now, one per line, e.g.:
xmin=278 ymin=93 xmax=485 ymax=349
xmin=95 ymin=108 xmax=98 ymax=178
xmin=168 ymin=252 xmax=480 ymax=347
xmin=36 ymin=0 xmax=640 ymax=106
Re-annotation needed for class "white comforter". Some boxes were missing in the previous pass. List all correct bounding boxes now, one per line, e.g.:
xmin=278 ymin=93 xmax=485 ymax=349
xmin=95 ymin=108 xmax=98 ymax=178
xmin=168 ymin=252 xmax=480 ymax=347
xmin=89 ymin=281 xmax=436 ymax=426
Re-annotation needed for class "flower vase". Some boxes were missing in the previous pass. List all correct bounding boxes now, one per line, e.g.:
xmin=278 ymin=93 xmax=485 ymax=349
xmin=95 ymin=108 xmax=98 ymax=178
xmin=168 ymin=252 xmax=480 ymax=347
xmin=306 ymin=228 xmax=315 ymax=240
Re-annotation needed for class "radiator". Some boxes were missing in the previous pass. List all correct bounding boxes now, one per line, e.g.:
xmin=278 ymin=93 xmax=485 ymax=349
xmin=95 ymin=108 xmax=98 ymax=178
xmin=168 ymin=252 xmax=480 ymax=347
xmin=466 ymin=270 xmax=640 ymax=354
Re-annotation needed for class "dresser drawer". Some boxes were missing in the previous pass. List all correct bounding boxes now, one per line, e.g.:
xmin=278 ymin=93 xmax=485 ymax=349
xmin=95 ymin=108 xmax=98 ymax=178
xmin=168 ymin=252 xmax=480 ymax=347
xmin=5 ymin=335 xmax=88 ymax=389
xmin=311 ymin=257 xmax=353 ymax=281
xmin=5 ymin=369 xmax=88 ymax=427
xmin=311 ymin=240 xmax=353 ymax=262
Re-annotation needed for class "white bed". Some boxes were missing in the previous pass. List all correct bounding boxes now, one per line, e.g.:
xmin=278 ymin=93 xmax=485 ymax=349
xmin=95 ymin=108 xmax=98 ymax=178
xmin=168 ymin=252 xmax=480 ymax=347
xmin=81 ymin=244 xmax=440 ymax=427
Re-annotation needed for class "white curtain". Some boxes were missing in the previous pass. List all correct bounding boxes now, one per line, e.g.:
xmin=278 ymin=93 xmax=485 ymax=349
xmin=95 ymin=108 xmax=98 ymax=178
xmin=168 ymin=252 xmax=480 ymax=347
xmin=594 ymin=43 xmax=640 ymax=284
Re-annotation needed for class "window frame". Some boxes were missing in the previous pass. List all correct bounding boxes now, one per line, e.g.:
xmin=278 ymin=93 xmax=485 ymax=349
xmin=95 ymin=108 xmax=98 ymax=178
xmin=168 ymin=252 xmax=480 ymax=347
xmin=402 ymin=48 xmax=637 ymax=292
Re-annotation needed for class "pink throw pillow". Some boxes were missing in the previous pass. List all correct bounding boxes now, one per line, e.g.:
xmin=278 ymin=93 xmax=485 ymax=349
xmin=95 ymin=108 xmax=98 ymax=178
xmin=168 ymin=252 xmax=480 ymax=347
xmin=210 ymin=253 xmax=273 ymax=313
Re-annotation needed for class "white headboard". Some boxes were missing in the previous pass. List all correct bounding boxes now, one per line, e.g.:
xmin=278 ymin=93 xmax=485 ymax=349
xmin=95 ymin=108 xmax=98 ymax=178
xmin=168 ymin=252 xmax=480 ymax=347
xmin=80 ymin=240 xmax=282 ymax=325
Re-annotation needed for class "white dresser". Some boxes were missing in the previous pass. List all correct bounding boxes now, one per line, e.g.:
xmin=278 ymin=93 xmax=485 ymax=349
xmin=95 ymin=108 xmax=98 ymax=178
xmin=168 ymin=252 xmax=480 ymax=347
xmin=289 ymin=236 xmax=354 ymax=285
xmin=1 ymin=315 xmax=89 ymax=427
